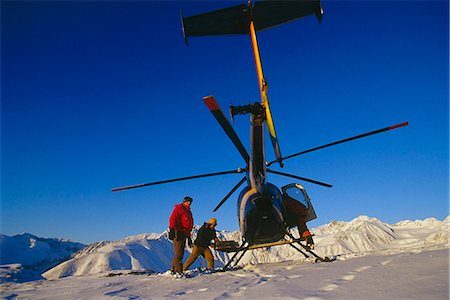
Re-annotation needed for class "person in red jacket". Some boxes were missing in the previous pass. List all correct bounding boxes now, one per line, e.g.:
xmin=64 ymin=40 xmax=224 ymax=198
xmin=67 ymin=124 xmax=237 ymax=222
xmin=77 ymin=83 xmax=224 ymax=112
xmin=168 ymin=196 xmax=194 ymax=273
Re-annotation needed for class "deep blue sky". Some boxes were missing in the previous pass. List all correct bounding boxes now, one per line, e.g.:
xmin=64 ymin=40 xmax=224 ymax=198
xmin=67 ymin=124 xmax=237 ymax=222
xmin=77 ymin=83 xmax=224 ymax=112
xmin=2 ymin=1 xmax=448 ymax=244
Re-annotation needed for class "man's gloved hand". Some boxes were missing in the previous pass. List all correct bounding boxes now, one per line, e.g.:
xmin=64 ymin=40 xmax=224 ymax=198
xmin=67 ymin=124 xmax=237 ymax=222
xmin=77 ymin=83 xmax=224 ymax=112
xmin=168 ymin=228 xmax=175 ymax=240
xmin=187 ymin=237 xmax=193 ymax=247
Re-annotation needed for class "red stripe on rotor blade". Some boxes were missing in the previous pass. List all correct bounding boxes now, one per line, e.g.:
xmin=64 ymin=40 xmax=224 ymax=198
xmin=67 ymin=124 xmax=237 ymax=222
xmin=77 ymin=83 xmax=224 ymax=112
xmin=203 ymin=96 xmax=219 ymax=111
xmin=389 ymin=121 xmax=409 ymax=130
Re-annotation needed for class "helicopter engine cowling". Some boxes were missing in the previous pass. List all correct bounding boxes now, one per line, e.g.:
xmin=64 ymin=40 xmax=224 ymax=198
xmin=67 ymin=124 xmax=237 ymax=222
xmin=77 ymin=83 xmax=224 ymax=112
xmin=238 ymin=183 xmax=286 ymax=244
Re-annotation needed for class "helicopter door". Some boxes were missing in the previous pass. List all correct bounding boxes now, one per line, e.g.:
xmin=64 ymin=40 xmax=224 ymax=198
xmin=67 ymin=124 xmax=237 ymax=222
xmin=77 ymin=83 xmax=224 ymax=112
xmin=281 ymin=183 xmax=317 ymax=222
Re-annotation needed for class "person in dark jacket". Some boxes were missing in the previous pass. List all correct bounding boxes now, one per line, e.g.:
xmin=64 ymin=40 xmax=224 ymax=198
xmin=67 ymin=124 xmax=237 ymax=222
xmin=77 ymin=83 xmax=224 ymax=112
xmin=183 ymin=218 xmax=219 ymax=271
xmin=168 ymin=196 xmax=194 ymax=273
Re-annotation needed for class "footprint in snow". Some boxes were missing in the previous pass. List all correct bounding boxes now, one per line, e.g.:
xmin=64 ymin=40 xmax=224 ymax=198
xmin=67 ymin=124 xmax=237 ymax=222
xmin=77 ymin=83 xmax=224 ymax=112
xmin=256 ymin=277 xmax=269 ymax=285
xmin=173 ymin=291 xmax=186 ymax=296
xmin=319 ymin=267 xmax=364 ymax=293
xmin=321 ymin=283 xmax=339 ymax=292
xmin=104 ymin=288 xmax=128 ymax=297
xmin=341 ymin=274 xmax=356 ymax=281
xmin=354 ymin=265 xmax=371 ymax=272
xmin=260 ymin=273 xmax=278 ymax=278
xmin=228 ymin=272 xmax=249 ymax=278
xmin=380 ymin=259 xmax=392 ymax=266
xmin=274 ymin=274 xmax=302 ymax=282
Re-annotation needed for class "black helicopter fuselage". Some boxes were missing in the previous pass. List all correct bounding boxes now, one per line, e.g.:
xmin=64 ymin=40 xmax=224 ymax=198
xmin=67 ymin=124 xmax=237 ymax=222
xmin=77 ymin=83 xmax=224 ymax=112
xmin=237 ymin=183 xmax=285 ymax=244
xmin=232 ymin=102 xmax=286 ymax=244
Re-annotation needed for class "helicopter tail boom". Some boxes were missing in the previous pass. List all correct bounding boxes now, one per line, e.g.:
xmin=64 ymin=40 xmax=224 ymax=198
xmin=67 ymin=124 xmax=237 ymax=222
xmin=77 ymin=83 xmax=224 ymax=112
xmin=249 ymin=20 xmax=283 ymax=167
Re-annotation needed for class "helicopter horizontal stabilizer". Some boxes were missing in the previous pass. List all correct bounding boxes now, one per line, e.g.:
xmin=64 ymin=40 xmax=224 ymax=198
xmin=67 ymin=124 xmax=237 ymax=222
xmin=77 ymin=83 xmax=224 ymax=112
xmin=203 ymin=96 xmax=250 ymax=164
xmin=181 ymin=0 xmax=323 ymax=45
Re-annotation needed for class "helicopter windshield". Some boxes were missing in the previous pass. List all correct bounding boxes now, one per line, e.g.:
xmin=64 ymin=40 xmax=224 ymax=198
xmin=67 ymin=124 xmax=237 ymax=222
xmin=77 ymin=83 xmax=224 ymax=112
xmin=284 ymin=185 xmax=309 ymax=209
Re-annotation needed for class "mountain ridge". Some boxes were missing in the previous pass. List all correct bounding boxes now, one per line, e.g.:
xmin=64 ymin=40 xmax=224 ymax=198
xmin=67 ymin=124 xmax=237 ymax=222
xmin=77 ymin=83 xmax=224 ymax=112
xmin=1 ymin=215 xmax=448 ymax=283
xmin=42 ymin=215 xmax=449 ymax=280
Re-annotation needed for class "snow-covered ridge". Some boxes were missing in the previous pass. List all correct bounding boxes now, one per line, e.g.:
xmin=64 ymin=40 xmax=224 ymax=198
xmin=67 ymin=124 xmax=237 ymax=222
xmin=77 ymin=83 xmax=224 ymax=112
xmin=2 ymin=216 xmax=449 ymax=283
xmin=42 ymin=216 xmax=449 ymax=280
xmin=42 ymin=227 xmax=230 ymax=280
xmin=393 ymin=217 xmax=444 ymax=228
xmin=313 ymin=216 xmax=396 ymax=257
xmin=0 ymin=233 xmax=85 ymax=267
xmin=43 ymin=238 xmax=175 ymax=279
xmin=0 ymin=233 xmax=85 ymax=282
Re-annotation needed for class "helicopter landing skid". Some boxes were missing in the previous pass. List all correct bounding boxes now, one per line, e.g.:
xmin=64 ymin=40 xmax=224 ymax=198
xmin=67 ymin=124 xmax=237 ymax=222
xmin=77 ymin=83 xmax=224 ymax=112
xmin=219 ymin=235 xmax=332 ymax=271
xmin=284 ymin=231 xmax=334 ymax=263
xmin=220 ymin=243 xmax=250 ymax=271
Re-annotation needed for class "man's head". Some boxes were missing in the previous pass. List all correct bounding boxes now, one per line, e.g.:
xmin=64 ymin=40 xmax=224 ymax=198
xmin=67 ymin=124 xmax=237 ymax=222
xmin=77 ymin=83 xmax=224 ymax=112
xmin=182 ymin=196 xmax=193 ymax=207
xmin=207 ymin=217 xmax=217 ymax=228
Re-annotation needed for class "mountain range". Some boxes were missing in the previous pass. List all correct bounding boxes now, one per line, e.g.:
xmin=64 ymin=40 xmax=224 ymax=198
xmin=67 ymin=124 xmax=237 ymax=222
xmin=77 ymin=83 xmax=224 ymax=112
xmin=1 ymin=216 xmax=448 ymax=283
xmin=0 ymin=233 xmax=85 ymax=282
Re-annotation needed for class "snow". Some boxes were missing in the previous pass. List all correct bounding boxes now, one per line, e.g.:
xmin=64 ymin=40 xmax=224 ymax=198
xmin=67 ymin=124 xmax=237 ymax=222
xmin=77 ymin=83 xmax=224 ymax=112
xmin=0 ymin=233 xmax=85 ymax=282
xmin=0 ymin=233 xmax=84 ymax=267
xmin=1 ymin=216 xmax=448 ymax=299
xmin=1 ymin=250 xmax=447 ymax=299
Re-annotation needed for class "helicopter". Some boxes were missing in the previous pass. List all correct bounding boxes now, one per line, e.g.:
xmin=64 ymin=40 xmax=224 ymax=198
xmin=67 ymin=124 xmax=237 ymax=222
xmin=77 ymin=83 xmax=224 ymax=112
xmin=113 ymin=0 xmax=408 ymax=268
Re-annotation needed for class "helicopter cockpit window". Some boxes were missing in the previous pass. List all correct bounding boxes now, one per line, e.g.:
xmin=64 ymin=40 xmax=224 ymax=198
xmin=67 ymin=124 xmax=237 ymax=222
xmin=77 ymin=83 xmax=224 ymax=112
xmin=284 ymin=186 xmax=309 ymax=209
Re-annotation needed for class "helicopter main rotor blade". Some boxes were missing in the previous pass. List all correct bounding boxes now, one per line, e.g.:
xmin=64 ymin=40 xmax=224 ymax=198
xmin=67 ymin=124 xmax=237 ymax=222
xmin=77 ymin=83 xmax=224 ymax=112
xmin=203 ymin=96 xmax=250 ymax=164
xmin=267 ymin=169 xmax=332 ymax=188
xmin=112 ymin=168 xmax=244 ymax=192
xmin=213 ymin=176 xmax=247 ymax=212
xmin=267 ymin=121 xmax=409 ymax=166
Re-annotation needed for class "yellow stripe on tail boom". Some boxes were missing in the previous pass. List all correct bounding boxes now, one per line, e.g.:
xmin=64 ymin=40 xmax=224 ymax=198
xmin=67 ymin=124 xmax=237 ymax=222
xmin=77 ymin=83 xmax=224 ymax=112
xmin=249 ymin=21 xmax=283 ymax=167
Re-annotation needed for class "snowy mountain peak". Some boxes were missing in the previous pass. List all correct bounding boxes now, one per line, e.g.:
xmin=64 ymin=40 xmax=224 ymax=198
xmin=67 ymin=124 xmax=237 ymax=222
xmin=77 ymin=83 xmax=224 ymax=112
xmin=13 ymin=232 xmax=39 ymax=239
xmin=394 ymin=217 xmax=444 ymax=228
xmin=0 ymin=234 xmax=85 ymax=282
xmin=351 ymin=215 xmax=375 ymax=222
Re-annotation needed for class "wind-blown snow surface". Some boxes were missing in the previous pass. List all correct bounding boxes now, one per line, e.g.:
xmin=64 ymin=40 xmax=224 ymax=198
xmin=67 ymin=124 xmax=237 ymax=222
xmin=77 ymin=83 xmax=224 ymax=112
xmin=1 ymin=216 xmax=448 ymax=299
